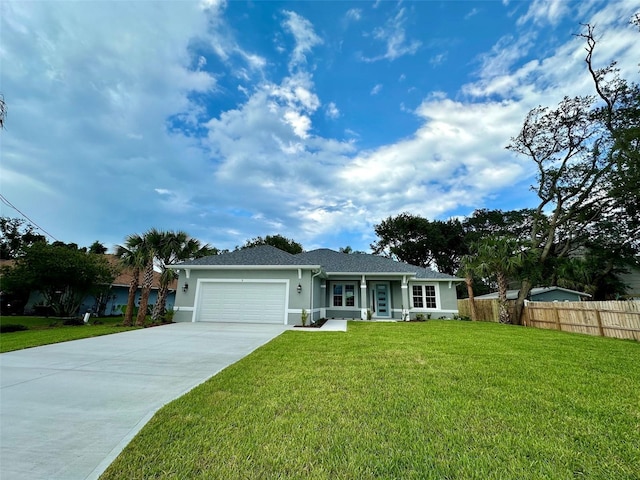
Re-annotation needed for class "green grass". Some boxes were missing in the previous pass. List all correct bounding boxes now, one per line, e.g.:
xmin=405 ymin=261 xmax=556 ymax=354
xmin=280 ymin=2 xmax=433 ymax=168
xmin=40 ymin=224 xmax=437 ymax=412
xmin=100 ymin=321 xmax=640 ymax=480
xmin=0 ymin=316 xmax=138 ymax=353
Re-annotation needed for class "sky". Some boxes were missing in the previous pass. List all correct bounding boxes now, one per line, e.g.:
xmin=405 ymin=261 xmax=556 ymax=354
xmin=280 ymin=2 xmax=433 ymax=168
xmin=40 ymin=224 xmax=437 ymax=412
xmin=1 ymin=0 xmax=638 ymax=254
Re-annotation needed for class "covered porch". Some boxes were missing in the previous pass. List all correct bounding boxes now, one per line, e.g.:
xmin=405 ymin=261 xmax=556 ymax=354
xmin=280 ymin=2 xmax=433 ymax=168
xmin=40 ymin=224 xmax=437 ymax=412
xmin=316 ymin=274 xmax=425 ymax=321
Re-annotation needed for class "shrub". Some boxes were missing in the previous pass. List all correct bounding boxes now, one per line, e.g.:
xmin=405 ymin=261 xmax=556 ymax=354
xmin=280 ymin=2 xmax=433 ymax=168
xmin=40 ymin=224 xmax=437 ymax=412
xmin=0 ymin=323 xmax=28 ymax=333
xmin=62 ymin=318 xmax=85 ymax=326
xmin=301 ymin=308 xmax=308 ymax=327
xmin=415 ymin=313 xmax=426 ymax=321
xmin=163 ymin=310 xmax=175 ymax=323
xmin=313 ymin=317 xmax=328 ymax=328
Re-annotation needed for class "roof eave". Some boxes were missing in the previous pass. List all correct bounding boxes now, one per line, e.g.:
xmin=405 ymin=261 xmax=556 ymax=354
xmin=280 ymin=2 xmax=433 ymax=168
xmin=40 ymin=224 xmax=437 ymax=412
xmin=325 ymin=271 xmax=418 ymax=277
xmin=324 ymin=271 xmax=461 ymax=281
xmin=168 ymin=264 xmax=322 ymax=270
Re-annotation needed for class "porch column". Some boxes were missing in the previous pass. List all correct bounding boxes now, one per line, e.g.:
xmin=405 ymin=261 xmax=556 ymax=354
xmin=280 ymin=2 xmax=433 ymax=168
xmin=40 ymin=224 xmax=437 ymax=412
xmin=360 ymin=274 xmax=368 ymax=319
xmin=401 ymin=275 xmax=410 ymax=321
xmin=320 ymin=280 xmax=327 ymax=318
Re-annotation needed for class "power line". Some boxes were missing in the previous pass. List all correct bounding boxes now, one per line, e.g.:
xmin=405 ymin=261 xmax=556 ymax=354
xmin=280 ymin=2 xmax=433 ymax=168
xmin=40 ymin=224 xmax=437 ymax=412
xmin=0 ymin=193 xmax=59 ymax=241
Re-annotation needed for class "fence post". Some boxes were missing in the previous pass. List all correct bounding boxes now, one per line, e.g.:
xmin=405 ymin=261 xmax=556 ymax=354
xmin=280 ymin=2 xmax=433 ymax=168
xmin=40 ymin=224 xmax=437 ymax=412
xmin=554 ymin=304 xmax=561 ymax=331
xmin=595 ymin=308 xmax=604 ymax=337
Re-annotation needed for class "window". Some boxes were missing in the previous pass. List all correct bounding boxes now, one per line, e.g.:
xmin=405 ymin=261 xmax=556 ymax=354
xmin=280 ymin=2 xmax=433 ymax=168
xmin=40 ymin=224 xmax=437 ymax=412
xmin=412 ymin=286 xmax=423 ymax=308
xmin=412 ymin=285 xmax=437 ymax=309
xmin=333 ymin=283 xmax=357 ymax=307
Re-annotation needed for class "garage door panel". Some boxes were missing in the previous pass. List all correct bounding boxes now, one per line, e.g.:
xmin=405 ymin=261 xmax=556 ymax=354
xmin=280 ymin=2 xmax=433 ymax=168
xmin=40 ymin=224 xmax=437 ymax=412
xmin=197 ymin=282 xmax=286 ymax=324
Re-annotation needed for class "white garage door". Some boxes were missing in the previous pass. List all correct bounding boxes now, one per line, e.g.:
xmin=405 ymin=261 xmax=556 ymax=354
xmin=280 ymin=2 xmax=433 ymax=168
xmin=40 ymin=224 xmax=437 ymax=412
xmin=197 ymin=281 xmax=287 ymax=324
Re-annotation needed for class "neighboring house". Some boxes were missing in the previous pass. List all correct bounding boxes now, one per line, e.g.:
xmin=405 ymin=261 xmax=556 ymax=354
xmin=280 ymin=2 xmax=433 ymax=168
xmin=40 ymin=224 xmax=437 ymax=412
xmin=81 ymin=263 xmax=177 ymax=316
xmin=170 ymin=246 xmax=462 ymax=325
xmin=475 ymin=286 xmax=591 ymax=302
xmin=19 ymin=255 xmax=177 ymax=316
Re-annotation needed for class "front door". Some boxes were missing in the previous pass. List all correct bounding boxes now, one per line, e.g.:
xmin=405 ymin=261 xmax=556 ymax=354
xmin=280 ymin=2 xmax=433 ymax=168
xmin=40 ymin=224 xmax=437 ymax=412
xmin=373 ymin=283 xmax=390 ymax=318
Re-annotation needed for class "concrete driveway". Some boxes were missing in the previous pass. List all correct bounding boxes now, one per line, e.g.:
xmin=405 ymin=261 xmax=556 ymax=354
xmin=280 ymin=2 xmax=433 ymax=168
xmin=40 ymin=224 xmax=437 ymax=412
xmin=0 ymin=322 xmax=288 ymax=480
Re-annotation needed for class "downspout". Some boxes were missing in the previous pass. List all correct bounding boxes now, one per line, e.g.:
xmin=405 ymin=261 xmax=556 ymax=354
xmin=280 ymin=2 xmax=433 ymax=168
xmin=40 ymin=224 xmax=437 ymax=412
xmin=310 ymin=270 xmax=322 ymax=323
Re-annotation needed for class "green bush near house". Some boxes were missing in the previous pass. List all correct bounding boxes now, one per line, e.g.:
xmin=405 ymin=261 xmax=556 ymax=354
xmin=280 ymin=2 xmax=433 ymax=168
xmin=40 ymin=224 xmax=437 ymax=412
xmin=0 ymin=323 xmax=28 ymax=333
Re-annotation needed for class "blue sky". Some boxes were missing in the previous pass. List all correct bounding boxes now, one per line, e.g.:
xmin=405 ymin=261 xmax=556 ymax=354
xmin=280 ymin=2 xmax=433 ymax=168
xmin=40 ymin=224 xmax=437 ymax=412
xmin=1 ymin=0 xmax=638 ymax=254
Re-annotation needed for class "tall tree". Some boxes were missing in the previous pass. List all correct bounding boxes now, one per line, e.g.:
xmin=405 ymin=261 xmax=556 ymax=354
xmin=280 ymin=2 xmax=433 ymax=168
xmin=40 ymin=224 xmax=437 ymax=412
xmin=459 ymin=254 xmax=479 ymax=322
xmin=115 ymin=235 xmax=147 ymax=327
xmin=135 ymin=229 xmax=162 ymax=327
xmin=371 ymin=214 xmax=466 ymax=274
xmin=88 ymin=241 xmax=108 ymax=254
xmin=462 ymin=209 xmax=542 ymax=246
xmin=241 ymin=234 xmax=303 ymax=254
xmin=507 ymin=23 xmax=640 ymax=322
xmin=0 ymin=217 xmax=47 ymax=259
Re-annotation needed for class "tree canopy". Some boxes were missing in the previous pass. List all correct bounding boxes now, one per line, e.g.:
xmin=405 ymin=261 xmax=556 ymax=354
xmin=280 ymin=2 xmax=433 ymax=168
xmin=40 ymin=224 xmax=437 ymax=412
xmin=0 ymin=217 xmax=47 ymax=259
xmin=3 ymin=242 xmax=117 ymax=316
xmin=371 ymin=214 xmax=466 ymax=275
xmin=505 ymin=23 xmax=640 ymax=320
xmin=241 ymin=234 xmax=303 ymax=255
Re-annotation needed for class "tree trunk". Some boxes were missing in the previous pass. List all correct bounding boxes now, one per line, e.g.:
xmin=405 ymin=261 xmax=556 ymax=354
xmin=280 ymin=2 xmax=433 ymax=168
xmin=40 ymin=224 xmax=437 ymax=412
xmin=497 ymin=271 xmax=511 ymax=324
xmin=136 ymin=260 xmax=153 ymax=327
xmin=514 ymin=278 xmax=532 ymax=325
xmin=151 ymin=284 xmax=168 ymax=322
xmin=124 ymin=267 xmax=139 ymax=327
xmin=465 ymin=272 xmax=478 ymax=321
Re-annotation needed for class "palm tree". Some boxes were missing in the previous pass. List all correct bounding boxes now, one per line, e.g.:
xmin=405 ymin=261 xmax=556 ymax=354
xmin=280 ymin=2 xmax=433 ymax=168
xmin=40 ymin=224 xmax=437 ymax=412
xmin=151 ymin=231 xmax=208 ymax=322
xmin=460 ymin=254 xmax=479 ymax=321
xmin=469 ymin=236 xmax=526 ymax=324
xmin=135 ymin=228 xmax=163 ymax=327
xmin=115 ymin=234 xmax=147 ymax=327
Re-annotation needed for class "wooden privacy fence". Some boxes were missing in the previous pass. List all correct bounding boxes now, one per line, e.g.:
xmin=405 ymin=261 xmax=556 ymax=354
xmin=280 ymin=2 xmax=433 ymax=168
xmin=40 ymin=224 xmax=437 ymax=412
xmin=457 ymin=299 xmax=512 ymax=323
xmin=525 ymin=301 xmax=640 ymax=341
xmin=457 ymin=299 xmax=640 ymax=341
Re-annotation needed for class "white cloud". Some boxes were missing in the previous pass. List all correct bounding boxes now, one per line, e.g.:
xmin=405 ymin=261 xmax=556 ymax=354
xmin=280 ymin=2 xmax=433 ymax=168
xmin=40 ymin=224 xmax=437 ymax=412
xmin=282 ymin=10 xmax=323 ymax=70
xmin=1 ymin=0 xmax=637 ymax=253
xmin=430 ymin=52 xmax=447 ymax=67
xmin=326 ymin=102 xmax=340 ymax=119
xmin=517 ymin=0 xmax=570 ymax=26
xmin=465 ymin=8 xmax=480 ymax=20
xmin=363 ymin=7 xmax=421 ymax=62
xmin=200 ymin=0 xmax=226 ymax=14
xmin=283 ymin=110 xmax=312 ymax=139
xmin=0 ymin=1 xmax=215 ymax=247
xmin=475 ymin=32 xmax=537 ymax=81
xmin=345 ymin=8 xmax=362 ymax=22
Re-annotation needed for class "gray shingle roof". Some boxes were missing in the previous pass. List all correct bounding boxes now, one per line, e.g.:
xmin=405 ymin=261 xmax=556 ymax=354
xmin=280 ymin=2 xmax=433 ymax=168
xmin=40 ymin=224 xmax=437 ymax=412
xmin=178 ymin=245 xmax=301 ymax=266
xmin=295 ymin=249 xmax=459 ymax=280
xmin=177 ymin=246 xmax=460 ymax=280
xmin=475 ymin=286 xmax=591 ymax=300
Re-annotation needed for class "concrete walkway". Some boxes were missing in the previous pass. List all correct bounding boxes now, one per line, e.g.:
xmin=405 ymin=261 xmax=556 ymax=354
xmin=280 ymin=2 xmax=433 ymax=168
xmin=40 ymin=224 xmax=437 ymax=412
xmin=0 ymin=322 xmax=288 ymax=480
xmin=293 ymin=319 xmax=348 ymax=332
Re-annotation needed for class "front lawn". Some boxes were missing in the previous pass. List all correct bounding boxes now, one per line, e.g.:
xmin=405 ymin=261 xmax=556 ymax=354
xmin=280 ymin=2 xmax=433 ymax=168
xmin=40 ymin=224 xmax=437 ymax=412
xmin=100 ymin=321 xmax=640 ymax=479
xmin=0 ymin=316 xmax=138 ymax=353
